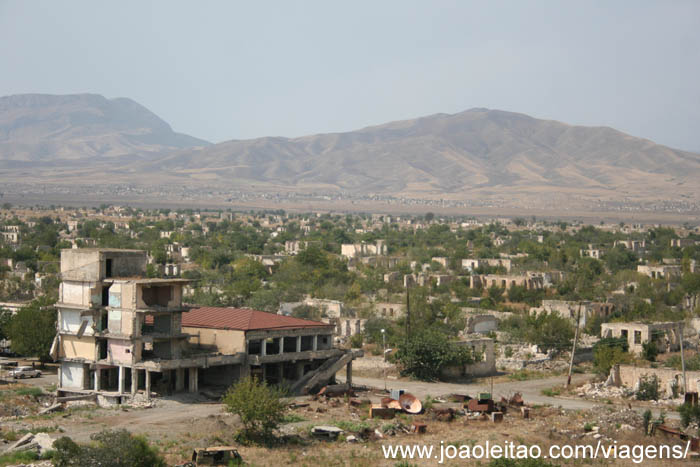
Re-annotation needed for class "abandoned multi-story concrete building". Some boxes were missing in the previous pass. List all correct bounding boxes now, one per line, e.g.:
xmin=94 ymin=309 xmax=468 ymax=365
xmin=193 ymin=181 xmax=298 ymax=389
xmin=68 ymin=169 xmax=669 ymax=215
xmin=600 ymin=321 xmax=683 ymax=356
xmin=54 ymin=248 xmax=359 ymax=404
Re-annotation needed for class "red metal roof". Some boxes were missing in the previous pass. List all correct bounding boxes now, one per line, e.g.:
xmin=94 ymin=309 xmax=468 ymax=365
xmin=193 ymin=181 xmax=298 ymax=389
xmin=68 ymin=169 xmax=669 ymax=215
xmin=180 ymin=307 xmax=332 ymax=331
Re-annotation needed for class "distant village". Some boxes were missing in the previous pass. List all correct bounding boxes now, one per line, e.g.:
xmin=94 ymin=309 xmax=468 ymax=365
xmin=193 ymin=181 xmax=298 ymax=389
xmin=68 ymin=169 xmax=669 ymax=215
xmin=2 ymin=203 xmax=700 ymax=462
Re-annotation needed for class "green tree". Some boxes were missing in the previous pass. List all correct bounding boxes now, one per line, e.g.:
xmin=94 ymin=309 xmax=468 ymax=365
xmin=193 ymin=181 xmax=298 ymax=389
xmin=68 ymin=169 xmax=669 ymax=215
xmin=222 ymin=376 xmax=286 ymax=443
xmin=395 ymin=328 xmax=475 ymax=381
xmin=7 ymin=296 xmax=56 ymax=361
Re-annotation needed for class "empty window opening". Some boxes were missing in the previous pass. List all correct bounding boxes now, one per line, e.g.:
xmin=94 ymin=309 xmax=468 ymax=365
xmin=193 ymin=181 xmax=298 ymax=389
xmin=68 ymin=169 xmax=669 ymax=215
xmin=98 ymin=340 xmax=108 ymax=360
xmin=283 ymin=337 xmax=297 ymax=353
xmin=634 ymin=331 xmax=642 ymax=345
xmin=300 ymin=335 xmax=314 ymax=351
xmin=247 ymin=340 xmax=262 ymax=355
xmin=265 ymin=338 xmax=280 ymax=355
xmin=142 ymin=286 xmax=174 ymax=307
xmin=105 ymin=259 xmax=113 ymax=278
xmin=101 ymin=285 xmax=111 ymax=307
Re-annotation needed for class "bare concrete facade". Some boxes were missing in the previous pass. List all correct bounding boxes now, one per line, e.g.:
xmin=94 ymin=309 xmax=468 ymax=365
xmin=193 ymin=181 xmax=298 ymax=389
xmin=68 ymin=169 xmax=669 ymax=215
xmin=611 ymin=364 xmax=700 ymax=396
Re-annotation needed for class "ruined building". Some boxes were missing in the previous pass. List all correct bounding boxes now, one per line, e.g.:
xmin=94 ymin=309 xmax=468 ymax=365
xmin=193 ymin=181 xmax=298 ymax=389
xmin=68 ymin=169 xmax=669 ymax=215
xmin=54 ymin=248 xmax=359 ymax=405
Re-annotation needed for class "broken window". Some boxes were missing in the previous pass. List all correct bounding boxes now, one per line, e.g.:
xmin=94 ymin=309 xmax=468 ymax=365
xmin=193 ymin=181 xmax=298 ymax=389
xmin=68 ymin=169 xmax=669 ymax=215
xmin=621 ymin=329 xmax=628 ymax=340
xmin=283 ymin=337 xmax=297 ymax=353
xmin=105 ymin=259 xmax=113 ymax=278
xmin=634 ymin=331 xmax=642 ymax=345
xmin=265 ymin=338 xmax=280 ymax=355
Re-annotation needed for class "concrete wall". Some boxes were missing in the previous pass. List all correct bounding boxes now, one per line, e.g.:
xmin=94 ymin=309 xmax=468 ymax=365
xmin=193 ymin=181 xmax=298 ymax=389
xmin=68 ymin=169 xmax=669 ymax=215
xmin=60 ymin=335 xmax=96 ymax=360
xmin=60 ymin=249 xmax=147 ymax=281
xmin=60 ymin=361 xmax=87 ymax=389
xmin=59 ymin=282 xmax=99 ymax=307
xmin=107 ymin=339 xmax=133 ymax=364
xmin=184 ymin=327 xmax=246 ymax=354
xmin=59 ymin=309 xmax=95 ymax=336
xmin=615 ymin=365 xmax=700 ymax=395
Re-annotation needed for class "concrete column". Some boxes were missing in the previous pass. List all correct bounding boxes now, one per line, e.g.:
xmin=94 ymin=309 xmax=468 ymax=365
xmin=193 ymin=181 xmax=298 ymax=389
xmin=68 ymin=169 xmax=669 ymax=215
xmin=296 ymin=362 xmax=305 ymax=380
xmin=261 ymin=340 xmax=266 ymax=356
xmin=278 ymin=364 xmax=284 ymax=384
xmin=313 ymin=335 xmax=318 ymax=351
xmin=145 ymin=370 xmax=151 ymax=399
xmin=175 ymin=368 xmax=185 ymax=391
xmin=296 ymin=336 xmax=301 ymax=353
xmin=95 ymin=368 xmax=101 ymax=391
xmin=131 ymin=369 xmax=138 ymax=395
xmin=57 ymin=365 xmax=63 ymax=389
xmin=118 ymin=366 xmax=125 ymax=394
xmin=188 ymin=367 xmax=198 ymax=393
xmin=279 ymin=337 xmax=284 ymax=354
xmin=346 ymin=361 xmax=353 ymax=387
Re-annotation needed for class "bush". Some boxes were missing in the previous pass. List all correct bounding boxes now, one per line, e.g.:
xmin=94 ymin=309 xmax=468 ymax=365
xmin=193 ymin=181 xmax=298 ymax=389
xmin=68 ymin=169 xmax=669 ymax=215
xmin=349 ymin=332 xmax=363 ymax=348
xmin=636 ymin=374 xmax=660 ymax=401
xmin=395 ymin=328 xmax=475 ymax=381
xmin=52 ymin=430 xmax=165 ymax=467
xmin=642 ymin=341 xmax=658 ymax=362
xmin=678 ymin=403 xmax=700 ymax=432
xmin=222 ymin=376 xmax=286 ymax=443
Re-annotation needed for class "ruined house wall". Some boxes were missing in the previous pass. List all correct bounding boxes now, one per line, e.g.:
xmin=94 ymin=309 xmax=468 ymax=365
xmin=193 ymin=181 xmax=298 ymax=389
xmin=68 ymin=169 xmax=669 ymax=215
xmin=616 ymin=365 xmax=700 ymax=395
xmin=183 ymin=327 xmax=246 ymax=354
xmin=60 ymin=362 xmax=87 ymax=389
xmin=107 ymin=340 xmax=133 ymax=365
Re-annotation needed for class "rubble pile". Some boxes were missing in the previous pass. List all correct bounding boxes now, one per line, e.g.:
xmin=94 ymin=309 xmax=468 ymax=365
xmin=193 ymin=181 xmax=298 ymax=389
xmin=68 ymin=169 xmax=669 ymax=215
xmin=594 ymin=407 xmax=644 ymax=430
xmin=576 ymin=382 xmax=633 ymax=400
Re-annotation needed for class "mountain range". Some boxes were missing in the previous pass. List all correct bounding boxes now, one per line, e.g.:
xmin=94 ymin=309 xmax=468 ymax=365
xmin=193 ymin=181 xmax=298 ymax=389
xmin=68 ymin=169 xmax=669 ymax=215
xmin=1 ymin=93 xmax=698 ymax=206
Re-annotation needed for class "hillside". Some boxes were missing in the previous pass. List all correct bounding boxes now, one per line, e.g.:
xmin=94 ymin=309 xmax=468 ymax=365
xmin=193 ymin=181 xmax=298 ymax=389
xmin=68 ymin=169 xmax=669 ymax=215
xmin=0 ymin=93 xmax=208 ymax=165
xmin=1 ymin=94 xmax=698 ymax=207
xmin=147 ymin=108 xmax=700 ymax=199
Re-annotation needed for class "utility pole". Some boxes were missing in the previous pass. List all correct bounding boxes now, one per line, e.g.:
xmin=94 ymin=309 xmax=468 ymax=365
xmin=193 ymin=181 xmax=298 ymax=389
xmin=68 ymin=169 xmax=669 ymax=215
xmin=405 ymin=285 xmax=411 ymax=347
xmin=679 ymin=323 xmax=687 ymax=395
xmin=566 ymin=301 xmax=582 ymax=388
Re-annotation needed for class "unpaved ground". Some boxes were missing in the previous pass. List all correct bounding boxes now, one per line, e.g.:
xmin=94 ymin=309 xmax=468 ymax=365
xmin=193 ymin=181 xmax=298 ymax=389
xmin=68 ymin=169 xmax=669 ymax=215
xmin=0 ymin=372 xmax=692 ymax=466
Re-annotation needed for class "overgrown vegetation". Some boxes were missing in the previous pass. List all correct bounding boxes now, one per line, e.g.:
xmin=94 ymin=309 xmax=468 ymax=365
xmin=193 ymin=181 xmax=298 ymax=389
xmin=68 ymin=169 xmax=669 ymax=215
xmin=395 ymin=328 xmax=476 ymax=381
xmin=635 ymin=374 xmax=660 ymax=401
xmin=52 ymin=429 xmax=166 ymax=467
xmin=222 ymin=376 xmax=286 ymax=444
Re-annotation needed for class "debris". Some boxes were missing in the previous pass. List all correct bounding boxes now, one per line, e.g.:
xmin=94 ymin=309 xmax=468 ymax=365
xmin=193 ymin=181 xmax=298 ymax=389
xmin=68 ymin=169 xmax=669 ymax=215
xmin=381 ymin=397 xmax=401 ymax=410
xmin=318 ymin=384 xmax=355 ymax=398
xmin=39 ymin=402 xmax=63 ymax=415
xmin=450 ymin=394 xmax=472 ymax=403
xmin=370 ymin=405 xmax=395 ymax=419
xmin=412 ymin=422 xmax=427 ymax=434
xmin=187 ymin=446 xmax=242 ymax=465
xmin=6 ymin=432 xmax=55 ymax=455
xmin=311 ymin=426 xmax=344 ymax=440
xmin=288 ymin=402 xmax=310 ymax=409
xmin=346 ymin=435 xmax=358 ymax=443
xmin=432 ymin=407 xmax=455 ymax=422
xmin=374 ymin=428 xmax=384 ymax=439
xmin=509 ymin=393 xmax=524 ymax=406
xmin=521 ymin=407 xmax=530 ymax=419
xmin=399 ymin=393 xmax=422 ymax=414
xmin=390 ymin=389 xmax=405 ymax=400
xmin=491 ymin=412 xmax=504 ymax=423
xmin=467 ymin=397 xmax=494 ymax=413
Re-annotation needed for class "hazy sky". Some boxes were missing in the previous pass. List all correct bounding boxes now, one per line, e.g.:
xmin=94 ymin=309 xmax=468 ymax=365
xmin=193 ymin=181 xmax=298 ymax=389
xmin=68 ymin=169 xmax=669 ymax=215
xmin=1 ymin=1 xmax=699 ymax=150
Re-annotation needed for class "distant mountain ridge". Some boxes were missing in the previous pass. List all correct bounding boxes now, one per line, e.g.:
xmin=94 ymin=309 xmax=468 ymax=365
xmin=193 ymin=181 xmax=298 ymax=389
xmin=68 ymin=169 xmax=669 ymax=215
xmin=0 ymin=93 xmax=698 ymax=206
xmin=0 ymin=93 xmax=208 ymax=163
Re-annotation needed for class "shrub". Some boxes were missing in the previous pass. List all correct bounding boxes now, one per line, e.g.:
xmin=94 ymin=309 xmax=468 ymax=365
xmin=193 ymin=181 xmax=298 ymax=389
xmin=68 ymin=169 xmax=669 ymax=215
xmin=222 ymin=376 xmax=286 ymax=443
xmin=593 ymin=344 xmax=631 ymax=376
xmin=636 ymin=374 xmax=660 ymax=401
xmin=52 ymin=430 xmax=165 ymax=467
xmin=642 ymin=341 xmax=658 ymax=362
xmin=679 ymin=403 xmax=700 ymax=433
xmin=642 ymin=409 xmax=652 ymax=435
xmin=349 ymin=332 xmax=363 ymax=348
